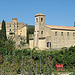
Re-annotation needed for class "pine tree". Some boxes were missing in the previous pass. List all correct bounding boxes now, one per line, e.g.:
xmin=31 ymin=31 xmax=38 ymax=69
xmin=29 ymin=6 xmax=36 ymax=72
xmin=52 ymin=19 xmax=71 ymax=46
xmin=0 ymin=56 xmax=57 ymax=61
xmin=1 ymin=20 xmax=7 ymax=40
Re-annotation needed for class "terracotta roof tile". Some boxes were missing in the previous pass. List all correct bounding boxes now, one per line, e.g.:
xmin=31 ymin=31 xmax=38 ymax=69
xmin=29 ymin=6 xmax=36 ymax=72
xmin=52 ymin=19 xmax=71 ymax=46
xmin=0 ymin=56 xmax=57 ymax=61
xmin=35 ymin=13 xmax=45 ymax=17
xmin=45 ymin=25 xmax=75 ymax=30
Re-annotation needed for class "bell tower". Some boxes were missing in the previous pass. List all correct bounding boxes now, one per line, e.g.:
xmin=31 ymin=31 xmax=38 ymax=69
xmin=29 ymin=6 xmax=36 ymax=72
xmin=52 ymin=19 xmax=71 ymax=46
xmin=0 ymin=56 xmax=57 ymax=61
xmin=34 ymin=13 xmax=45 ymax=47
xmin=35 ymin=13 xmax=45 ymax=31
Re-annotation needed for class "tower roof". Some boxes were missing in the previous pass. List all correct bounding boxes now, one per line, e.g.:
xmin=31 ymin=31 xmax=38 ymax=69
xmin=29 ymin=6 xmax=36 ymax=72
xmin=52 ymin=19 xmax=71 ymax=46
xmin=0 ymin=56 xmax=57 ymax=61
xmin=35 ymin=13 xmax=45 ymax=17
xmin=12 ymin=18 xmax=17 ymax=20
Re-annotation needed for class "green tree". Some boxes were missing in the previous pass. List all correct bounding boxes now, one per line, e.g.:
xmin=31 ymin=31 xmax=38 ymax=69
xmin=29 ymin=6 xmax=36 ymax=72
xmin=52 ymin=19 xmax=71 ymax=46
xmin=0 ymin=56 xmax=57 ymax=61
xmin=1 ymin=20 xmax=7 ymax=40
xmin=28 ymin=25 xmax=34 ymax=34
xmin=27 ymin=30 xmax=29 ymax=44
xmin=0 ymin=29 xmax=2 ymax=40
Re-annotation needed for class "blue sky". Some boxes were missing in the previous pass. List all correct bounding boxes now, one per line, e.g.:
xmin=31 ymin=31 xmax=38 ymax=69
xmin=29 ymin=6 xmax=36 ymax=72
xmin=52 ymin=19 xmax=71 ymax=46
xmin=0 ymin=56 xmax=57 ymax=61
xmin=0 ymin=0 xmax=75 ymax=26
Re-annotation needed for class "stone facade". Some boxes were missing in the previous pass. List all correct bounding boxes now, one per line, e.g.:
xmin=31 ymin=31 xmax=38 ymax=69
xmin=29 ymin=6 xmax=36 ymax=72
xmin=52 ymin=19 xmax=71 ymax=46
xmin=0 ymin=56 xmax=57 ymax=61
xmin=0 ymin=18 xmax=27 ymax=46
xmin=0 ymin=18 xmax=27 ymax=41
xmin=29 ymin=13 xmax=75 ymax=50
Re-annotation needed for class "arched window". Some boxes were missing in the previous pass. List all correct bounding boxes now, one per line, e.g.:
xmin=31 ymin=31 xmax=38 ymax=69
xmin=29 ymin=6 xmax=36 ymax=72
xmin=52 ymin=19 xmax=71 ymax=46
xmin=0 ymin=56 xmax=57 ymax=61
xmin=41 ymin=18 xmax=43 ymax=22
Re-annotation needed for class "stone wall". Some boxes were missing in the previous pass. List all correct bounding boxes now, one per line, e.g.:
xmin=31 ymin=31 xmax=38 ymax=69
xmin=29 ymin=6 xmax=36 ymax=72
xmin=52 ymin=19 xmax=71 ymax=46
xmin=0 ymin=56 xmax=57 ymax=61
xmin=51 ymin=30 xmax=75 ymax=49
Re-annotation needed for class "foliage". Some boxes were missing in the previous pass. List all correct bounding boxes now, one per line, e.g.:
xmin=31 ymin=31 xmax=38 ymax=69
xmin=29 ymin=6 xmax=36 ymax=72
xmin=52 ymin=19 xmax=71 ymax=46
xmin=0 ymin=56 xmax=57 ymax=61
xmin=9 ymin=32 xmax=15 ymax=35
xmin=1 ymin=20 xmax=7 ymax=41
xmin=69 ymin=46 xmax=75 ymax=52
xmin=61 ymin=47 xmax=67 ymax=50
xmin=69 ymin=72 xmax=75 ymax=75
xmin=27 ymin=29 xmax=29 ymax=44
xmin=0 ymin=30 xmax=2 ymax=39
xmin=0 ymin=39 xmax=15 ymax=55
xmin=27 ymin=25 xmax=34 ymax=34
xmin=0 ymin=46 xmax=75 ymax=74
xmin=27 ymin=25 xmax=34 ymax=44
xmin=0 ymin=21 xmax=74 ymax=74
xmin=20 ymin=41 xmax=26 ymax=45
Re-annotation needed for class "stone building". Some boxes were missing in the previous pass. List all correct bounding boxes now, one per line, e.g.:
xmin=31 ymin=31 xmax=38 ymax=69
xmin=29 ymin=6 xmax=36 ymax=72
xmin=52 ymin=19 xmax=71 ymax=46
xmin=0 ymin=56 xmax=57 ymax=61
xmin=0 ymin=18 xmax=27 ymax=42
xmin=29 ymin=13 xmax=75 ymax=50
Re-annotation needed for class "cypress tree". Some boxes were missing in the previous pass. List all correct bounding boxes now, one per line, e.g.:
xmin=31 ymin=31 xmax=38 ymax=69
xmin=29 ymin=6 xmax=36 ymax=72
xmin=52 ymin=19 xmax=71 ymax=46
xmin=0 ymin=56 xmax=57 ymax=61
xmin=0 ymin=30 xmax=2 ymax=39
xmin=27 ymin=29 xmax=29 ymax=44
xmin=1 ymin=20 xmax=7 ymax=40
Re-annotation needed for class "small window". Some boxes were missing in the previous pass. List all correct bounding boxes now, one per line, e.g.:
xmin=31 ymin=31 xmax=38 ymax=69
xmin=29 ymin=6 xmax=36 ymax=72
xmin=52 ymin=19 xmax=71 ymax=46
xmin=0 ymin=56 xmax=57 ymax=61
xmin=41 ymin=18 xmax=43 ymax=22
xmin=73 ymin=32 xmax=75 ymax=36
xmin=55 ymin=31 xmax=57 ymax=36
xmin=47 ymin=42 xmax=49 ymax=47
xmin=41 ymin=31 xmax=43 ymax=34
xmin=10 ymin=29 xmax=11 ymax=31
xmin=61 ymin=32 xmax=63 ymax=36
xmin=13 ymin=22 xmax=15 ymax=25
xmin=36 ymin=18 xmax=38 ymax=22
xmin=67 ymin=32 xmax=69 ymax=36
xmin=50 ymin=42 xmax=51 ymax=48
xmin=20 ymin=33 xmax=21 ymax=35
xmin=10 ymin=24 xmax=11 ymax=27
xmin=20 ymin=30 xmax=22 ymax=32
xmin=17 ymin=25 xmax=18 ymax=28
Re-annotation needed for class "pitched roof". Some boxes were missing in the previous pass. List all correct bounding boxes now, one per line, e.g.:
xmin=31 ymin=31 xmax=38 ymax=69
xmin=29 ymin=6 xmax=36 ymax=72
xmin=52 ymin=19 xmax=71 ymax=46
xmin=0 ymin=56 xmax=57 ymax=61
xmin=45 ymin=25 xmax=75 ymax=30
xmin=35 ymin=13 xmax=45 ymax=17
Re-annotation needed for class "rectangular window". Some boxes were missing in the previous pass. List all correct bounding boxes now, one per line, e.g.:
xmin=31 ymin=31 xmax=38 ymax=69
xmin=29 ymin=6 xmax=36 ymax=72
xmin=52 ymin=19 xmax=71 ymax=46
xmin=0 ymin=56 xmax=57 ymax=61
xmin=41 ymin=31 xmax=43 ymax=34
xmin=10 ymin=29 xmax=11 ymax=31
xmin=55 ymin=31 xmax=57 ymax=36
xmin=61 ymin=32 xmax=63 ymax=36
xmin=10 ymin=24 xmax=11 ymax=27
xmin=36 ymin=18 xmax=38 ymax=22
xmin=17 ymin=25 xmax=18 ymax=28
xmin=47 ymin=42 xmax=49 ymax=47
xmin=50 ymin=42 xmax=51 ymax=48
xmin=67 ymin=32 xmax=69 ymax=36
xmin=13 ymin=22 xmax=15 ymax=25
xmin=73 ymin=32 xmax=75 ymax=36
xmin=41 ymin=18 xmax=43 ymax=22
